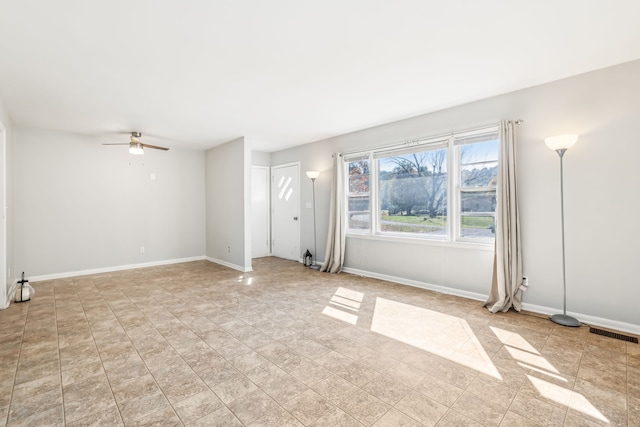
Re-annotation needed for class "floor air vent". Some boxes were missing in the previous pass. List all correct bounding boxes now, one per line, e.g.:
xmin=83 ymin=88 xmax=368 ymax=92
xmin=589 ymin=327 xmax=638 ymax=343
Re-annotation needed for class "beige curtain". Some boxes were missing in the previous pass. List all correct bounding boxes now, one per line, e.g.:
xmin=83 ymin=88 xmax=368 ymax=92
xmin=320 ymin=153 xmax=346 ymax=273
xmin=485 ymin=120 xmax=523 ymax=313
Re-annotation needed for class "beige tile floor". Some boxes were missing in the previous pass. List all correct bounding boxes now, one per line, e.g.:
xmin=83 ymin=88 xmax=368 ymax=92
xmin=0 ymin=257 xmax=638 ymax=426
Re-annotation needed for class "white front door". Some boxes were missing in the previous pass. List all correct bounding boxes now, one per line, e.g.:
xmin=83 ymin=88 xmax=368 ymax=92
xmin=251 ymin=166 xmax=270 ymax=258
xmin=271 ymin=163 xmax=300 ymax=261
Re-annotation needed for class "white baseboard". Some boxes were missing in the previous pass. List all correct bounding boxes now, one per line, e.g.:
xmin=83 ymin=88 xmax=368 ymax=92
xmin=521 ymin=302 xmax=640 ymax=336
xmin=342 ymin=267 xmax=488 ymax=302
xmin=29 ymin=256 xmax=207 ymax=282
xmin=2 ymin=279 xmax=18 ymax=310
xmin=342 ymin=267 xmax=640 ymax=336
xmin=206 ymin=257 xmax=253 ymax=273
xmin=298 ymin=257 xmax=324 ymax=267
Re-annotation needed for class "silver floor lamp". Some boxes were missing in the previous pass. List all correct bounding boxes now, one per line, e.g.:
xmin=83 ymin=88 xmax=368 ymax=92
xmin=545 ymin=134 xmax=580 ymax=327
xmin=306 ymin=170 xmax=321 ymax=270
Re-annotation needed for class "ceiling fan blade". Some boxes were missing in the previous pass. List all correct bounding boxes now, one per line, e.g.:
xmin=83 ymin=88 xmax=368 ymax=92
xmin=102 ymin=143 xmax=130 ymax=146
xmin=141 ymin=143 xmax=169 ymax=151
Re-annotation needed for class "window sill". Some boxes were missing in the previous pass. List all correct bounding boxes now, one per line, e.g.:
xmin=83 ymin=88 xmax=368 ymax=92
xmin=345 ymin=232 xmax=495 ymax=251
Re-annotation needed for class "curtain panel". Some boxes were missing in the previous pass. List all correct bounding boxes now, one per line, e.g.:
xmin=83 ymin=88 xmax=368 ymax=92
xmin=320 ymin=153 xmax=346 ymax=273
xmin=485 ymin=120 xmax=523 ymax=313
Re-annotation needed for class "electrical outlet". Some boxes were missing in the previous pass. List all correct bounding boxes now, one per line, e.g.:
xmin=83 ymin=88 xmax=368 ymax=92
xmin=140 ymin=246 xmax=145 ymax=254
xmin=227 ymin=246 xmax=231 ymax=253
xmin=519 ymin=276 xmax=529 ymax=292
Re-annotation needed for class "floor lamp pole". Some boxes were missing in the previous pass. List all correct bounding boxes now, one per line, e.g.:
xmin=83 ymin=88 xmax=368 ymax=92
xmin=309 ymin=177 xmax=320 ymax=270
xmin=550 ymin=148 xmax=579 ymax=327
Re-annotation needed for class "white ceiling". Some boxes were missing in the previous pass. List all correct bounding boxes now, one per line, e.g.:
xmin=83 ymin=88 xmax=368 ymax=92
xmin=0 ymin=1 xmax=639 ymax=152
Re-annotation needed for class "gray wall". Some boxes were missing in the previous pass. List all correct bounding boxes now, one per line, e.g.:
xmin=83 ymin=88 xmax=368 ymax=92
xmin=251 ymin=150 xmax=271 ymax=166
xmin=273 ymin=59 xmax=640 ymax=331
xmin=206 ymin=137 xmax=251 ymax=270
xmin=13 ymin=127 xmax=206 ymax=277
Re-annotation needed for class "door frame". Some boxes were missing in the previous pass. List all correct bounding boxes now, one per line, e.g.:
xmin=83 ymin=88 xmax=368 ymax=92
xmin=0 ymin=125 xmax=6 ymax=309
xmin=271 ymin=161 xmax=300 ymax=261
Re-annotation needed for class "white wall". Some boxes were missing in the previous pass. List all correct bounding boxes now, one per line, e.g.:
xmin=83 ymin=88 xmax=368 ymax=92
xmin=272 ymin=59 xmax=640 ymax=332
xmin=205 ymin=137 xmax=251 ymax=271
xmin=13 ymin=128 xmax=206 ymax=278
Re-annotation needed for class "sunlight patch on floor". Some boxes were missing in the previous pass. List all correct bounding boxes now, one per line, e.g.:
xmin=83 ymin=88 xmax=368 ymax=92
xmin=491 ymin=327 xmax=608 ymax=423
xmin=321 ymin=287 xmax=363 ymax=325
xmin=371 ymin=297 xmax=501 ymax=379
xmin=525 ymin=365 xmax=568 ymax=383
xmin=504 ymin=346 xmax=559 ymax=373
xmin=528 ymin=375 xmax=608 ymax=422
xmin=322 ymin=306 xmax=358 ymax=324
xmin=235 ymin=275 xmax=253 ymax=285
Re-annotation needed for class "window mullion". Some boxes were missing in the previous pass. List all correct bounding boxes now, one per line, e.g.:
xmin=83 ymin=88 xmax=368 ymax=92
xmin=371 ymin=153 xmax=378 ymax=235
xmin=342 ymin=160 xmax=350 ymax=233
xmin=449 ymin=137 xmax=458 ymax=242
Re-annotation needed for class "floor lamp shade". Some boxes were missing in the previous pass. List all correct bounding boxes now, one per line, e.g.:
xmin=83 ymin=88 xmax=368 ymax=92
xmin=544 ymin=134 xmax=578 ymax=151
xmin=306 ymin=170 xmax=320 ymax=270
xmin=545 ymin=134 xmax=580 ymax=327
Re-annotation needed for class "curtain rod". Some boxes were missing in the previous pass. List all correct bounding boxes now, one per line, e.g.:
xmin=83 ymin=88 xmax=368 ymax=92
xmin=338 ymin=119 xmax=523 ymax=158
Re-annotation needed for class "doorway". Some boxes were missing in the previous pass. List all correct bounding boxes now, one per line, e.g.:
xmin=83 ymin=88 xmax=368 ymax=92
xmin=271 ymin=162 xmax=300 ymax=261
xmin=251 ymin=166 xmax=270 ymax=258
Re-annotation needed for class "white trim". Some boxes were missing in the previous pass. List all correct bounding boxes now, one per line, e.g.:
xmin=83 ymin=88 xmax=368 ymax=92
xmin=342 ymin=266 xmax=640 ymax=336
xmin=345 ymin=233 xmax=494 ymax=251
xmin=297 ymin=257 xmax=325 ymax=266
xmin=271 ymin=161 xmax=300 ymax=169
xmin=0 ymin=127 xmax=6 ymax=310
xmin=29 ymin=256 xmax=206 ymax=282
xmin=206 ymin=257 xmax=253 ymax=273
xmin=521 ymin=302 xmax=640 ymax=336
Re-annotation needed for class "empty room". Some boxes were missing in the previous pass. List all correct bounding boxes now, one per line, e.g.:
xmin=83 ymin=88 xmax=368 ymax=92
xmin=0 ymin=1 xmax=638 ymax=426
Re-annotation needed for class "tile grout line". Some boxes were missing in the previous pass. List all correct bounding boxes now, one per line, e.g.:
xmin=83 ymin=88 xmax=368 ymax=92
xmin=5 ymin=296 xmax=28 ymax=426
xmin=53 ymin=281 xmax=67 ymax=426
xmin=105 ymin=279 xmax=178 ymax=425
xmin=83 ymin=278 xmax=129 ymax=426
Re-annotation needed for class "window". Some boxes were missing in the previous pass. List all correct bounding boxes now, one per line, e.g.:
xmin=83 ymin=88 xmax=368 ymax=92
xmin=347 ymin=156 xmax=370 ymax=231
xmin=456 ymin=131 xmax=499 ymax=240
xmin=377 ymin=141 xmax=449 ymax=236
xmin=346 ymin=126 xmax=499 ymax=244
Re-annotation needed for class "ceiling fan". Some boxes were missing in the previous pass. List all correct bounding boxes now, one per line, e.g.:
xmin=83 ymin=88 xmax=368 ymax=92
xmin=103 ymin=132 xmax=169 ymax=155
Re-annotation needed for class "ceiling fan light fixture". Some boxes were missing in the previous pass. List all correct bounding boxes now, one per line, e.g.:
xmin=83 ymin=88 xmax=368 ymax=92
xmin=129 ymin=142 xmax=144 ymax=155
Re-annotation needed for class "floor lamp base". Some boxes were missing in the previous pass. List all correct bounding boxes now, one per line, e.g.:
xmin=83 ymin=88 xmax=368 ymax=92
xmin=550 ymin=314 xmax=580 ymax=327
xmin=309 ymin=264 xmax=321 ymax=271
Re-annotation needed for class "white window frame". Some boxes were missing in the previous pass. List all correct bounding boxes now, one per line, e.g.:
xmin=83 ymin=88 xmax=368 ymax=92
xmin=453 ymin=127 xmax=499 ymax=244
xmin=345 ymin=125 xmax=499 ymax=247
xmin=344 ymin=153 xmax=373 ymax=235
